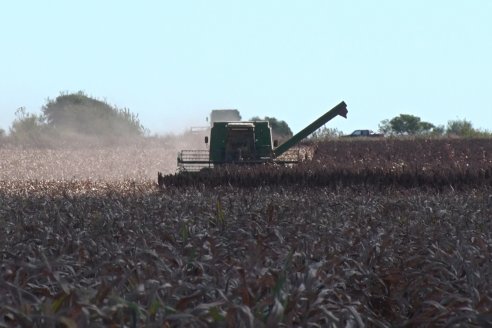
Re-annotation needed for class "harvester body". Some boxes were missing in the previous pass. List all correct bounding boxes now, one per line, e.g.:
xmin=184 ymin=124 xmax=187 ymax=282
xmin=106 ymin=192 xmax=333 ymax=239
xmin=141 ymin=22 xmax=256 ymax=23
xmin=177 ymin=101 xmax=347 ymax=171
xmin=209 ymin=121 xmax=273 ymax=163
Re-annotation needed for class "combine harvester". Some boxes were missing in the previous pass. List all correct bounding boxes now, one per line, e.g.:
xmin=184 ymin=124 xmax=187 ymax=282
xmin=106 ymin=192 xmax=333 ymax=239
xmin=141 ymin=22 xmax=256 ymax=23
xmin=158 ymin=101 xmax=347 ymax=185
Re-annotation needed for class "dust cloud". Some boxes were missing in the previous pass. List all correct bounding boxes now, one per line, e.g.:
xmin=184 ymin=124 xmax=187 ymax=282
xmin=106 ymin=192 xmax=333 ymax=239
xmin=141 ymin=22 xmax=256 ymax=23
xmin=0 ymin=131 xmax=208 ymax=181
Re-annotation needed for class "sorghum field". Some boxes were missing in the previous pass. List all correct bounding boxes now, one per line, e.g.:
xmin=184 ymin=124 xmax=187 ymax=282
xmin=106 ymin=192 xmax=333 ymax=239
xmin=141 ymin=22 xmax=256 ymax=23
xmin=1 ymin=138 xmax=491 ymax=327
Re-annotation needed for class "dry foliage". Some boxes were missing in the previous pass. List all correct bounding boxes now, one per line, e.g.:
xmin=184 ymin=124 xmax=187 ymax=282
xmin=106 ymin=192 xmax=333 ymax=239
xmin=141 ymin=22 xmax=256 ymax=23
xmin=0 ymin=137 xmax=184 ymax=180
xmin=1 ymin=137 xmax=492 ymax=327
xmin=163 ymin=138 xmax=492 ymax=189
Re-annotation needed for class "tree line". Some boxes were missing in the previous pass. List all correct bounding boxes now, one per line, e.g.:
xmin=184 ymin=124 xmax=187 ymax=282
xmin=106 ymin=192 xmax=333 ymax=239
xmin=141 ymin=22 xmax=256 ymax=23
xmin=1 ymin=92 xmax=489 ymax=146
xmin=378 ymin=114 xmax=490 ymax=137
xmin=311 ymin=113 xmax=491 ymax=139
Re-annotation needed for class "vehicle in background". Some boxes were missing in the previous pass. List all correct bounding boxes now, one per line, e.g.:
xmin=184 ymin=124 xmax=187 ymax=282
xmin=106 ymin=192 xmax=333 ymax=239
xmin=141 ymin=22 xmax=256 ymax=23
xmin=345 ymin=129 xmax=384 ymax=138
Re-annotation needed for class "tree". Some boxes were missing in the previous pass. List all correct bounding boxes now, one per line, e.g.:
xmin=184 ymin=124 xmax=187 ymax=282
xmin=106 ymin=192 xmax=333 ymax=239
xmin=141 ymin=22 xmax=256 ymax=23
xmin=250 ymin=116 xmax=293 ymax=139
xmin=0 ymin=127 xmax=5 ymax=146
xmin=446 ymin=119 xmax=490 ymax=137
xmin=9 ymin=107 xmax=49 ymax=145
xmin=379 ymin=114 xmax=436 ymax=135
xmin=310 ymin=126 xmax=343 ymax=139
xmin=419 ymin=121 xmax=435 ymax=133
xmin=42 ymin=91 xmax=145 ymax=137
xmin=432 ymin=125 xmax=446 ymax=136
xmin=446 ymin=119 xmax=474 ymax=136
xmin=378 ymin=119 xmax=392 ymax=135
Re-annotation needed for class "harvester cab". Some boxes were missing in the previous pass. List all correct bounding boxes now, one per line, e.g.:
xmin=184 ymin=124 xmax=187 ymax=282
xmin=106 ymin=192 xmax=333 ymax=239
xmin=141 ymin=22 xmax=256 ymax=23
xmin=176 ymin=101 xmax=348 ymax=172
xmin=221 ymin=123 xmax=256 ymax=162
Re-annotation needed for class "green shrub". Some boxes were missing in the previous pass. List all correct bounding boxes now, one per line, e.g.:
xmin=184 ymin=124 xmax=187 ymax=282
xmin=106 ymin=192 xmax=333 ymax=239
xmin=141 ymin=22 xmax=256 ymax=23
xmin=9 ymin=107 xmax=52 ymax=146
xmin=42 ymin=91 xmax=146 ymax=137
xmin=446 ymin=119 xmax=491 ymax=137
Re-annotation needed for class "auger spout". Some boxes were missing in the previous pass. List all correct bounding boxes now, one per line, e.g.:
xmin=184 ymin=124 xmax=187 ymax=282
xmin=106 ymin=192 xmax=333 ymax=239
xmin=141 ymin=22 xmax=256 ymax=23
xmin=273 ymin=101 xmax=348 ymax=158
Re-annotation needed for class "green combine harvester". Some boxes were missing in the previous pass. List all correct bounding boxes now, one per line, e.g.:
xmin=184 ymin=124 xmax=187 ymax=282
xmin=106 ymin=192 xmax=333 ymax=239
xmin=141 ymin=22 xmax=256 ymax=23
xmin=174 ymin=101 xmax=348 ymax=172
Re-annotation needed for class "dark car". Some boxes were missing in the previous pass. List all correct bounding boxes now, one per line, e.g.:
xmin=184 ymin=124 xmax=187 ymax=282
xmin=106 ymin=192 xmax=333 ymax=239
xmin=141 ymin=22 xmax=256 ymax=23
xmin=345 ymin=130 xmax=384 ymax=137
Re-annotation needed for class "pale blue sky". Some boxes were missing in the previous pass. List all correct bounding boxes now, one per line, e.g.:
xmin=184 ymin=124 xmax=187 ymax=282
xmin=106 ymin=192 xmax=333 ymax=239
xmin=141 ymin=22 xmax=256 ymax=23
xmin=1 ymin=1 xmax=491 ymax=135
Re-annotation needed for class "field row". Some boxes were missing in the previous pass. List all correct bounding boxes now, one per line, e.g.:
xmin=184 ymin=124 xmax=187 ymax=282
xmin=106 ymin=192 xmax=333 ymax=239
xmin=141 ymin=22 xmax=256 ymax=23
xmin=1 ymin=137 xmax=490 ymax=185
xmin=162 ymin=138 xmax=492 ymax=189
xmin=1 ymin=181 xmax=491 ymax=326
xmin=314 ymin=138 xmax=491 ymax=167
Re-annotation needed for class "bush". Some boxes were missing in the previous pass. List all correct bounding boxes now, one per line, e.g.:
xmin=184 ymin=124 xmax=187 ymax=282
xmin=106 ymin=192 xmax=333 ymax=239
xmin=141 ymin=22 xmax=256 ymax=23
xmin=9 ymin=107 xmax=52 ymax=146
xmin=309 ymin=126 xmax=343 ymax=139
xmin=42 ymin=91 xmax=146 ymax=137
xmin=446 ymin=119 xmax=491 ymax=137
xmin=379 ymin=114 xmax=436 ymax=135
xmin=6 ymin=92 xmax=148 ymax=147
xmin=0 ymin=128 xmax=5 ymax=147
